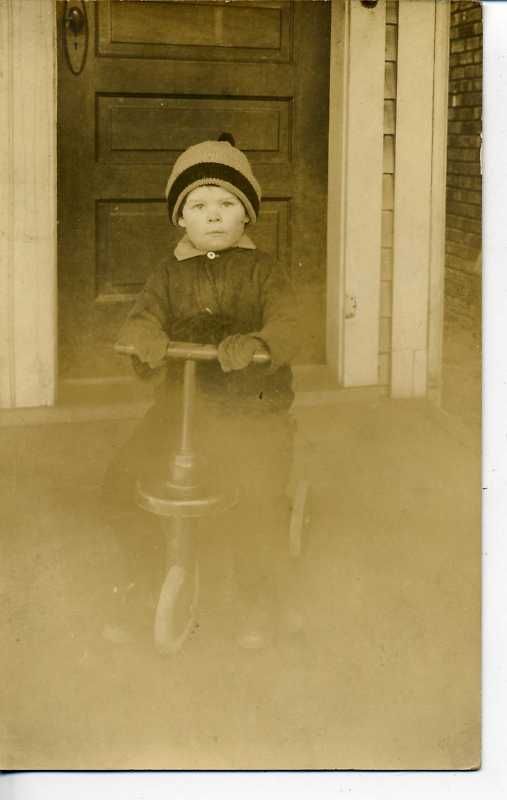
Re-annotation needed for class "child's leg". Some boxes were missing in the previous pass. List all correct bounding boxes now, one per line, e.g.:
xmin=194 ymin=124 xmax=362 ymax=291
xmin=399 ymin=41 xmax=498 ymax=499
xmin=208 ymin=412 xmax=295 ymax=642
xmin=100 ymin=402 xmax=178 ymax=634
xmin=101 ymin=403 xmax=174 ymax=518
xmin=231 ymin=496 xmax=290 ymax=605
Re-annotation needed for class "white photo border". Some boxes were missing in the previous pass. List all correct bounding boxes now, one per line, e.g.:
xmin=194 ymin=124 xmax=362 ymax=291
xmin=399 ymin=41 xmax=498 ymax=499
xmin=2 ymin=1 xmax=505 ymax=797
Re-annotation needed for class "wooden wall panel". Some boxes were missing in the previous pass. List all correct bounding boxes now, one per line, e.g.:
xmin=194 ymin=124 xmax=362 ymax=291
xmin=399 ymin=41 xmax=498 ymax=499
xmin=383 ymin=135 xmax=395 ymax=173
xmin=0 ymin=0 xmax=13 ymax=406
xmin=386 ymin=21 xmax=397 ymax=59
xmin=384 ymin=100 xmax=396 ymax=134
xmin=96 ymin=96 xmax=290 ymax=164
xmin=386 ymin=0 xmax=398 ymax=25
xmin=378 ymin=0 xmax=398 ymax=385
xmin=326 ymin=0 xmax=346 ymax=377
xmin=253 ymin=201 xmax=290 ymax=262
xmin=378 ymin=352 xmax=391 ymax=385
xmin=381 ymin=210 xmax=394 ymax=248
xmin=96 ymin=202 xmax=170 ymax=302
xmin=385 ymin=61 xmax=396 ymax=98
xmin=379 ymin=316 xmax=392 ymax=352
xmin=97 ymin=0 xmax=292 ymax=62
xmin=381 ymin=247 xmax=393 ymax=281
xmin=383 ymin=174 xmax=394 ymax=209
xmin=428 ymin=2 xmax=451 ymax=400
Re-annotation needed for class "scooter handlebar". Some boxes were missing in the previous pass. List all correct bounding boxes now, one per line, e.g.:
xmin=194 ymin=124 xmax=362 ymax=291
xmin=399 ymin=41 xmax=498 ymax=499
xmin=114 ymin=340 xmax=271 ymax=364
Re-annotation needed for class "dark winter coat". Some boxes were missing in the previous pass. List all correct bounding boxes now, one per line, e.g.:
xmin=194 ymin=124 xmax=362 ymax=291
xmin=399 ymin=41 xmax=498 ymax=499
xmin=116 ymin=234 xmax=300 ymax=415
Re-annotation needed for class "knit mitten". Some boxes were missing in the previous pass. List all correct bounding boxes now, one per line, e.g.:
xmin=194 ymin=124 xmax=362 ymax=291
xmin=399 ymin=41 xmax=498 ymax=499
xmin=116 ymin=323 xmax=168 ymax=368
xmin=217 ymin=334 xmax=262 ymax=373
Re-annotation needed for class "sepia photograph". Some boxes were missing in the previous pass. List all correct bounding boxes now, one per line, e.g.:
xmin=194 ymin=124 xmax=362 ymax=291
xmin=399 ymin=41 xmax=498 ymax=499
xmin=1 ymin=0 xmax=481 ymax=771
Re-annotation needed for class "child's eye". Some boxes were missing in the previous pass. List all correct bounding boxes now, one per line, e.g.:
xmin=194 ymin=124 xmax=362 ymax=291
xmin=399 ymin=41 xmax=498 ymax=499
xmin=222 ymin=201 xmax=234 ymax=207
xmin=192 ymin=203 xmax=205 ymax=210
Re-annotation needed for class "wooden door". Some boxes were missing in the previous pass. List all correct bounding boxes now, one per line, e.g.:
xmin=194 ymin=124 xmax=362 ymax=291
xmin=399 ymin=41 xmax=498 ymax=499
xmin=57 ymin=0 xmax=330 ymax=383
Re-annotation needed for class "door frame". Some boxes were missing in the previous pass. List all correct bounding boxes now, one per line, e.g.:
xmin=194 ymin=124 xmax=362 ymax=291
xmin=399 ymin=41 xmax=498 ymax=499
xmin=0 ymin=0 xmax=449 ymax=410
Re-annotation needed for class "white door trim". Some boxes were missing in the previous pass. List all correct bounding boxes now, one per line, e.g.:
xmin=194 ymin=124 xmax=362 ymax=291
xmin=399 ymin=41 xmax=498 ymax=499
xmin=428 ymin=1 xmax=451 ymax=403
xmin=391 ymin=0 xmax=450 ymax=398
xmin=327 ymin=0 xmax=387 ymax=386
xmin=0 ymin=0 xmax=57 ymax=409
xmin=326 ymin=0 xmax=347 ymax=380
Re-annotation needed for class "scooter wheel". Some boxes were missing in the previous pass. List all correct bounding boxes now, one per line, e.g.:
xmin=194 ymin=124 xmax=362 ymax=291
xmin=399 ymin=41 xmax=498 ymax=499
xmin=154 ymin=561 xmax=199 ymax=655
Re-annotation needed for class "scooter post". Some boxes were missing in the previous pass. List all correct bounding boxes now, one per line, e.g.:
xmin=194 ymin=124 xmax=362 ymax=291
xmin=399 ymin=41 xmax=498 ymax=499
xmin=113 ymin=340 xmax=270 ymax=515
xmin=180 ymin=359 xmax=196 ymax=456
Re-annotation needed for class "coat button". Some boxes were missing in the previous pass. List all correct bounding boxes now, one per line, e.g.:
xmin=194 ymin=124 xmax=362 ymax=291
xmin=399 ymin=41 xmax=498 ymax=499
xmin=207 ymin=251 xmax=217 ymax=260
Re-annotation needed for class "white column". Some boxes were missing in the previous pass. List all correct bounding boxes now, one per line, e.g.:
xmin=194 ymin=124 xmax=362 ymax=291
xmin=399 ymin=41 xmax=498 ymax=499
xmin=391 ymin=0 xmax=449 ymax=398
xmin=327 ymin=0 xmax=386 ymax=386
xmin=428 ymin=1 xmax=451 ymax=402
xmin=0 ymin=0 xmax=57 ymax=409
xmin=326 ymin=0 xmax=347 ymax=379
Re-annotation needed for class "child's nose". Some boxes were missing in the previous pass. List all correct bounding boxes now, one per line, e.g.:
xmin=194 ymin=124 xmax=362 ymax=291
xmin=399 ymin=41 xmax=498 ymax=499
xmin=207 ymin=207 xmax=221 ymax=222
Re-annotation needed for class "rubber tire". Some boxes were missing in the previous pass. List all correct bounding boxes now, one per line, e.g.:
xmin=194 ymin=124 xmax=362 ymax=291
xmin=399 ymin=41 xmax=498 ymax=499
xmin=154 ymin=561 xmax=199 ymax=655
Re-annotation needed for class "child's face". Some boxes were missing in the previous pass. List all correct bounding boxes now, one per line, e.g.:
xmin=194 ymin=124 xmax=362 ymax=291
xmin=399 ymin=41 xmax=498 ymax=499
xmin=178 ymin=185 xmax=249 ymax=252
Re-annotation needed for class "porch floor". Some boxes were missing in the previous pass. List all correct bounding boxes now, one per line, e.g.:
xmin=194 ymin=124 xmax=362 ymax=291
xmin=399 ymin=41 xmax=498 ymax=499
xmin=0 ymin=319 xmax=481 ymax=770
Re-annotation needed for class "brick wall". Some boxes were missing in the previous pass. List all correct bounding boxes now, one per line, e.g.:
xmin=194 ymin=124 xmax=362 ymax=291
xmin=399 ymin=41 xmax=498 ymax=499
xmin=446 ymin=0 xmax=482 ymax=324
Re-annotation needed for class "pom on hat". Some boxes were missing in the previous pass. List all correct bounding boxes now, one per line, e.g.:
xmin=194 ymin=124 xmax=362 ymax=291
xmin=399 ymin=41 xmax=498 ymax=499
xmin=218 ymin=132 xmax=236 ymax=146
xmin=165 ymin=135 xmax=261 ymax=225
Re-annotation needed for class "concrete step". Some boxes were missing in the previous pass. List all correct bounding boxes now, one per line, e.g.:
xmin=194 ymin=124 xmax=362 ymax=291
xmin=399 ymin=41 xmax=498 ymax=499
xmin=0 ymin=367 xmax=387 ymax=427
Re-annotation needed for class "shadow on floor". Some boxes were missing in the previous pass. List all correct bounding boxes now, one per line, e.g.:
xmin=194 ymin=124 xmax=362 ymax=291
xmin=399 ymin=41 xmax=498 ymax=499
xmin=1 ymin=364 xmax=480 ymax=770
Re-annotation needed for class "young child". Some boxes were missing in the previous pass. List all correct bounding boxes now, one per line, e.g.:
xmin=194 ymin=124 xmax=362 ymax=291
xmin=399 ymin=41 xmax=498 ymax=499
xmin=102 ymin=134 xmax=299 ymax=648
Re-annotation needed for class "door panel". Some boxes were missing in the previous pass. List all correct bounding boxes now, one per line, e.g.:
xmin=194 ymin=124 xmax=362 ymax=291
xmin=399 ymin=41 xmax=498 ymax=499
xmin=96 ymin=96 xmax=291 ymax=164
xmin=97 ymin=0 xmax=292 ymax=61
xmin=57 ymin=0 xmax=330 ymax=381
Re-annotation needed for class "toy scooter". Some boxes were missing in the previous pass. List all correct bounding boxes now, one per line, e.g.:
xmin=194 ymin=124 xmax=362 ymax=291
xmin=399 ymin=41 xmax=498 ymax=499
xmin=115 ymin=340 xmax=310 ymax=655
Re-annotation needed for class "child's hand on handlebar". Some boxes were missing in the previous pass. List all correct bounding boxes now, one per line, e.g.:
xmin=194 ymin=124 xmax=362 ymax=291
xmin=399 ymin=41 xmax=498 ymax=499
xmin=217 ymin=334 xmax=264 ymax=373
xmin=115 ymin=336 xmax=168 ymax=369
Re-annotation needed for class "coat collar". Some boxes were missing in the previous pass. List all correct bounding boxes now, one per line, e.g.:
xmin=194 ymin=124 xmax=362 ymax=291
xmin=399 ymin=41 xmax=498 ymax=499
xmin=174 ymin=233 xmax=256 ymax=261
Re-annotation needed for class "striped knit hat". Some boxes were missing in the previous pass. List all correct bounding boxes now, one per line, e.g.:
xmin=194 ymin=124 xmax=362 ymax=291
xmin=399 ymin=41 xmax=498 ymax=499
xmin=165 ymin=133 xmax=262 ymax=225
